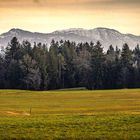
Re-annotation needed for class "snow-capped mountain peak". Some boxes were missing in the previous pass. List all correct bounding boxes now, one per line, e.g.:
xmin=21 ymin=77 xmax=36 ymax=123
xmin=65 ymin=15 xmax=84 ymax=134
xmin=0 ymin=27 xmax=140 ymax=50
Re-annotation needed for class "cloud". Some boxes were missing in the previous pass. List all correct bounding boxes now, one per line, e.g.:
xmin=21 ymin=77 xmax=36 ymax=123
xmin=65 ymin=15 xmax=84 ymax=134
xmin=115 ymin=0 xmax=140 ymax=3
xmin=80 ymin=0 xmax=140 ymax=5
xmin=0 ymin=0 xmax=140 ymax=9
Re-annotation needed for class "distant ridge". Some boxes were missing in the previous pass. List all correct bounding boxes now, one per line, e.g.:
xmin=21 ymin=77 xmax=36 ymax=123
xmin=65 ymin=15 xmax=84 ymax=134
xmin=0 ymin=27 xmax=140 ymax=50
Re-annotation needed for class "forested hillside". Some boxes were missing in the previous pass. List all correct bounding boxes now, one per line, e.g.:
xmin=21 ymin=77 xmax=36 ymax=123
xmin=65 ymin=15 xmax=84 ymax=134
xmin=0 ymin=37 xmax=140 ymax=90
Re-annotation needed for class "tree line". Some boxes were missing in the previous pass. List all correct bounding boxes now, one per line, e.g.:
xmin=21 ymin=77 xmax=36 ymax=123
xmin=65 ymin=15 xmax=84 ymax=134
xmin=0 ymin=37 xmax=140 ymax=90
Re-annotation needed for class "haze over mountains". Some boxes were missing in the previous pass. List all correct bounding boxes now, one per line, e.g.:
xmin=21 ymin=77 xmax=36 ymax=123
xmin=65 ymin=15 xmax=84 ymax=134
xmin=0 ymin=27 xmax=140 ymax=50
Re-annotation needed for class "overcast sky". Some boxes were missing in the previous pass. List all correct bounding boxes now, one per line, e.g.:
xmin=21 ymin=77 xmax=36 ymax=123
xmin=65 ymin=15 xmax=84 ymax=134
xmin=0 ymin=0 xmax=140 ymax=35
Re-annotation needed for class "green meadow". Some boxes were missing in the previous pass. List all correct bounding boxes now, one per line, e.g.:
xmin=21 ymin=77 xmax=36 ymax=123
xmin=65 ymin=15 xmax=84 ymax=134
xmin=0 ymin=89 xmax=140 ymax=140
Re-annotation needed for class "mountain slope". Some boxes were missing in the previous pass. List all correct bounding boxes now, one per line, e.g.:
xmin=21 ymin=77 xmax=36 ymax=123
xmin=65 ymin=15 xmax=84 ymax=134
xmin=0 ymin=28 xmax=140 ymax=50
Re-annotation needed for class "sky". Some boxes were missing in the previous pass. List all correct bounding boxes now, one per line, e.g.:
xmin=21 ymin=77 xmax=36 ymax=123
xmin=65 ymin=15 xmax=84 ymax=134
xmin=0 ymin=0 xmax=140 ymax=35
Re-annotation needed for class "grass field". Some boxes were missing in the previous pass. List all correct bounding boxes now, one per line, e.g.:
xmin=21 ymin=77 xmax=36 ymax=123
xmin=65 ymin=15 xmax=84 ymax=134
xmin=0 ymin=89 xmax=140 ymax=139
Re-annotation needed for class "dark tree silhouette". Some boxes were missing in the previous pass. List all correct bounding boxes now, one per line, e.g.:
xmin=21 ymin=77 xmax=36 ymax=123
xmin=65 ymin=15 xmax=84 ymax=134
xmin=0 ymin=37 xmax=140 ymax=90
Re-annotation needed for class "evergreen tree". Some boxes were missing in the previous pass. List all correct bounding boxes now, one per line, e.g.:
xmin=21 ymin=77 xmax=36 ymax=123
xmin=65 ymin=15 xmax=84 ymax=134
xmin=121 ymin=43 xmax=132 ymax=67
xmin=48 ymin=40 xmax=59 ymax=89
xmin=4 ymin=37 xmax=23 ymax=88
xmin=20 ymin=54 xmax=41 ymax=90
xmin=32 ymin=43 xmax=49 ymax=90
xmin=61 ymin=41 xmax=77 ymax=88
xmin=74 ymin=42 xmax=92 ymax=88
xmin=119 ymin=43 xmax=133 ymax=88
xmin=90 ymin=41 xmax=105 ymax=89
xmin=0 ymin=55 xmax=5 ymax=88
xmin=106 ymin=45 xmax=116 ymax=62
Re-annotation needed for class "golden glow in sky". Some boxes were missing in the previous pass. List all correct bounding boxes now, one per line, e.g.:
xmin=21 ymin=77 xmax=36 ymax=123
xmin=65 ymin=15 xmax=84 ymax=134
xmin=0 ymin=0 xmax=140 ymax=35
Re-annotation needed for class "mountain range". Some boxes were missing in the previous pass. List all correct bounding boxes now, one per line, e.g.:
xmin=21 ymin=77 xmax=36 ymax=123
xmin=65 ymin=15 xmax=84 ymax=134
xmin=0 ymin=27 xmax=140 ymax=51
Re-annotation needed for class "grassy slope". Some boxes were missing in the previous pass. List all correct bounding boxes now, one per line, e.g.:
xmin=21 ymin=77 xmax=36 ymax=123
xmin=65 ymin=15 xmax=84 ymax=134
xmin=0 ymin=89 xmax=140 ymax=139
